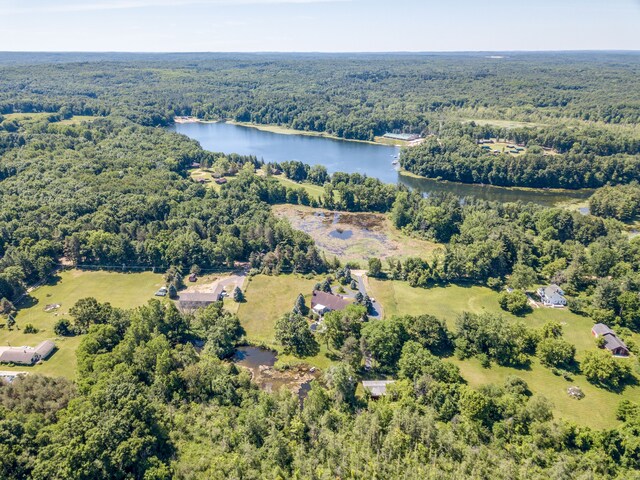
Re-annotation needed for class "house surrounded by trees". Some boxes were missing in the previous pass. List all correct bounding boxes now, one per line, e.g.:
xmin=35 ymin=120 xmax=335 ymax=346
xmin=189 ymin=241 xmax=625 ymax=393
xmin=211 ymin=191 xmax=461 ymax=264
xmin=537 ymin=284 xmax=567 ymax=307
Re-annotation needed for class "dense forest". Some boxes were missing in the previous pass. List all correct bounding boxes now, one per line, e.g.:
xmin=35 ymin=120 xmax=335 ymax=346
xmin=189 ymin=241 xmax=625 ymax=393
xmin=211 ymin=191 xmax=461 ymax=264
xmin=1 ymin=52 xmax=640 ymax=133
xmin=0 ymin=115 xmax=324 ymax=308
xmin=1 ymin=53 xmax=640 ymax=478
xmin=399 ymin=122 xmax=640 ymax=189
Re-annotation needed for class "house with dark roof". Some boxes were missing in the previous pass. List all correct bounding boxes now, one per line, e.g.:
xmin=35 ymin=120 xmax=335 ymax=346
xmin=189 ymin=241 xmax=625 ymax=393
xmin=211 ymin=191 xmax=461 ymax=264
xmin=537 ymin=284 xmax=567 ymax=307
xmin=0 ymin=340 xmax=56 ymax=365
xmin=592 ymin=323 xmax=630 ymax=356
xmin=178 ymin=289 xmax=223 ymax=312
xmin=311 ymin=290 xmax=350 ymax=316
xmin=362 ymin=380 xmax=395 ymax=399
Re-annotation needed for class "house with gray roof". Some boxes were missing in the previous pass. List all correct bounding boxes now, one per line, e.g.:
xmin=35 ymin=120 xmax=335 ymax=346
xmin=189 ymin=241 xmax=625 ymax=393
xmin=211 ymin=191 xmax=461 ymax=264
xmin=311 ymin=290 xmax=350 ymax=316
xmin=362 ymin=380 xmax=395 ymax=399
xmin=0 ymin=340 xmax=56 ymax=365
xmin=178 ymin=289 xmax=223 ymax=312
xmin=592 ymin=323 xmax=630 ymax=356
xmin=537 ymin=284 xmax=567 ymax=307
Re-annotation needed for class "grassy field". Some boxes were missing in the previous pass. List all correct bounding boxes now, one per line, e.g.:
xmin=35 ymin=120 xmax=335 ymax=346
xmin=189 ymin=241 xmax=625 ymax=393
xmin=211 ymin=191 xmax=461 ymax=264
xmin=188 ymin=168 xmax=235 ymax=192
xmin=270 ymin=175 xmax=325 ymax=200
xmin=460 ymin=117 xmax=549 ymax=129
xmin=368 ymin=280 xmax=640 ymax=429
xmin=58 ymin=115 xmax=100 ymax=125
xmin=0 ymin=269 xmax=166 ymax=378
xmin=237 ymin=274 xmax=336 ymax=369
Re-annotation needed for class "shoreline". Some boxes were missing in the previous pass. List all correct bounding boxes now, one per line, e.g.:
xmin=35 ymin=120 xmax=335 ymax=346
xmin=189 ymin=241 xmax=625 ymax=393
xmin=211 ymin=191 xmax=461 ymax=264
xmin=173 ymin=116 xmax=404 ymax=147
xmin=226 ymin=120 xmax=385 ymax=146
xmin=398 ymin=169 xmax=595 ymax=197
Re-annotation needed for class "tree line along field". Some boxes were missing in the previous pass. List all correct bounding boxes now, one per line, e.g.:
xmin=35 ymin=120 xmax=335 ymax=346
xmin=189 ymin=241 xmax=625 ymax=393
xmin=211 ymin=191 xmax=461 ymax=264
xmin=0 ymin=270 xmax=166 ymax=378
xmin=6 ymin=268 xmax=637 ymax=429
xmin=367 ymin=280 xmax=640 ymax=429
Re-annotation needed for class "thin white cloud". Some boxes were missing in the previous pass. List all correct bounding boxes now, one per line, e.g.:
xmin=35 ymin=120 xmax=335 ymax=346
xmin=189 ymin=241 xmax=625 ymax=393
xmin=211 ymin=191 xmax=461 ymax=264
xmin=0 ymin=0 xmax=351 ymax=15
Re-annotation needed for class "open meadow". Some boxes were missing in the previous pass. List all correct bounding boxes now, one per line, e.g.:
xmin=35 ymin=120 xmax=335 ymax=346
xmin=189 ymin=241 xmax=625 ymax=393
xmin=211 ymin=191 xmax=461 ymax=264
xmin=237 ymin=273 xmax=337 ymax=369
xmin=0 ymin=269 xmax=166 ymax=378
xmin=368 ymin=279 xmax=640 ymax=429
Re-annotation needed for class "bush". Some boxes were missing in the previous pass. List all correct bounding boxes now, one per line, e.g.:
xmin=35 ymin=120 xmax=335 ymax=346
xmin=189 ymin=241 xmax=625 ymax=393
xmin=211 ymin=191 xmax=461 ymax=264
xmin=537 ymin=338 xmax=576 ymax=369
xmin=498 ymin=290 xmax=531 ymax=315
xmin=23 ymin=323 xmax=38 ymax=334
xmin=54 ymin=318 xmax=72 ymax=336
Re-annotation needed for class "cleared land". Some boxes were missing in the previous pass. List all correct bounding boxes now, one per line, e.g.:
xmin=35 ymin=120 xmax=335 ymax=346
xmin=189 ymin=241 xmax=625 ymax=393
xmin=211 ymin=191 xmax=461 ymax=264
xmin=0 ymin=269 xmax=166 ymax=378
xmin=58 ymin=115 xmax=100 ymax=125
xmin=273 ymin=204 xmax=439 ymax=265
xmin=188 ymin=168 xmax=233 ymax=192
xmin=270 ymin=175 xmax=325 ymax=200
xmin=368 ymin=280 xmax=640 ymax=429
xmin=237 ymin=273 xmax=335 ymax=369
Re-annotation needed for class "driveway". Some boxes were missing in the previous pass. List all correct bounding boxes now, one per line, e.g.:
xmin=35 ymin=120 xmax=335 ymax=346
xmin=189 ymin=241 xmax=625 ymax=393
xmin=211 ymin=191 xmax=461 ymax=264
xmin=350 ymin=270 xmax=383 ymax=319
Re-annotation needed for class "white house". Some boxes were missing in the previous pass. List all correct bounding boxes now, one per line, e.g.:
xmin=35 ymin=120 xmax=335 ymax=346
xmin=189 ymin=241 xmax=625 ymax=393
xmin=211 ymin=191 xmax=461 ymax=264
xmin=537 ymin=284 xmax=567 ymax=307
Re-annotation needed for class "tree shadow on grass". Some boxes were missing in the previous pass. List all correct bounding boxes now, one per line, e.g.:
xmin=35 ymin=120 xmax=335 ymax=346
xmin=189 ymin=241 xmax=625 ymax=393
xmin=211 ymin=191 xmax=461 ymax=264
xmin=15 ymin=295 xmax=39 ymax=312
xmin=592 ymin=372 xmax=639 ymax=394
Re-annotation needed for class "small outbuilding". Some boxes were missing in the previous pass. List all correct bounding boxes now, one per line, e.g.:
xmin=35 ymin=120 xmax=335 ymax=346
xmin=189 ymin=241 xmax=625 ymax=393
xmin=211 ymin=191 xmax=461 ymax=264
xmin=592 ymin=323 xmax=630 ymax=356
xmin=362 ymin=380 xmax=395 ymax=399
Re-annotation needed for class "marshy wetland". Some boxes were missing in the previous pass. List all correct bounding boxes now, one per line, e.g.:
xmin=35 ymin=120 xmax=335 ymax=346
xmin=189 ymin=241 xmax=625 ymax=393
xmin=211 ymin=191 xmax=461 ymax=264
xmin=273 ymin=204 xmax=439 ymax=263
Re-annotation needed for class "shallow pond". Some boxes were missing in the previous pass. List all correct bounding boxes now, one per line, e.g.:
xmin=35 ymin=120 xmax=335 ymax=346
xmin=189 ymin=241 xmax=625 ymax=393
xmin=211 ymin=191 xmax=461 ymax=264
xmin=233 ymin=346 xmax=317 ymax=401
xmin=329 ymin=228 xmax=353 ymax=240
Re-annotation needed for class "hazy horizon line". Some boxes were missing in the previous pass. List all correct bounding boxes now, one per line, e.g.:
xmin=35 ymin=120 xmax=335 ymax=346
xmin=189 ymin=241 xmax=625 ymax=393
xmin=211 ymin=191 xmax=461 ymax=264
xmin=2 ymin=49 xmax=640 ymax=54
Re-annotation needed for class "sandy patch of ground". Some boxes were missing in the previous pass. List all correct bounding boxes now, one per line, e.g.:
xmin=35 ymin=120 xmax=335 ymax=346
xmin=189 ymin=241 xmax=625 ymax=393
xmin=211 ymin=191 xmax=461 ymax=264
xmin=182 ymin=271 xmax=246 ymax=295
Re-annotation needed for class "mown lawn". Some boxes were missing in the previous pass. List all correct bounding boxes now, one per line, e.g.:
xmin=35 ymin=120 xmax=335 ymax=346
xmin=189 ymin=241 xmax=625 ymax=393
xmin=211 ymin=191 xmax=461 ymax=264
xmin=58 ymin=115 xmax=100 ymax=125
xmin=368 ymin=279 xmax=640 ymax=429
xmin=270 ymin=175 xmax=325 ymax=201
xmin=0 ymin=269 xmax=166 ymax=379
xmin=237 ymin=274 xmax=335 ymax=369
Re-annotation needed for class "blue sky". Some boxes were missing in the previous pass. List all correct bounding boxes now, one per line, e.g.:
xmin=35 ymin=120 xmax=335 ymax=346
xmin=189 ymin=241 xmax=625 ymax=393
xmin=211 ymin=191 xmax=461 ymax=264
xmin=1 ymin=0 xmax=639 ymax=52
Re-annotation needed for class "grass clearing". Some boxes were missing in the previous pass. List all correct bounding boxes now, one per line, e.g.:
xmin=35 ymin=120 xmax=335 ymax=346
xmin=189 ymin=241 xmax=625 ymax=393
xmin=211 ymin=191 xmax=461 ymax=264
xmin=0 ymin=269 xmax=166 ymax=379
xmin=189 ymin=168 xmax=235 ymax=192
xmin=237 ymin=274 xmax=335 ymax=369
xmin=270 ymin=175 xmax=325 ymax=200
xmin=367 ymin=279 xmax=640 ymax=429
xmin=58 ymin=115 xmax=100 ymax=125
xmin=460 ymin=117 xmax=549 ymax=129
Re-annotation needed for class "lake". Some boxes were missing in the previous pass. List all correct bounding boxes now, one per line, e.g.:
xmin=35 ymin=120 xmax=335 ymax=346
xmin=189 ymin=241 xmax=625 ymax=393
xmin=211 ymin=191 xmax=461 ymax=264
xmin=170 ymin=121 xmax=592 ymax=206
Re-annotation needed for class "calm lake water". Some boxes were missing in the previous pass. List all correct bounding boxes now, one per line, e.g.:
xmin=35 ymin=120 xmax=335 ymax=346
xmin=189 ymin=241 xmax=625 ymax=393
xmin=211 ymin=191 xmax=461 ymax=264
xmin=171 ymin=122 xmax=592 ymax=206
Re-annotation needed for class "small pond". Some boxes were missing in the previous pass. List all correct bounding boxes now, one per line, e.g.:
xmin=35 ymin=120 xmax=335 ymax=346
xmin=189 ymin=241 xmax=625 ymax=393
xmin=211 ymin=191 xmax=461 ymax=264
xmin=233 ymin=346 xmax=317 ymax=401
xmin=329 ymin=228 xmax=353 ymax=240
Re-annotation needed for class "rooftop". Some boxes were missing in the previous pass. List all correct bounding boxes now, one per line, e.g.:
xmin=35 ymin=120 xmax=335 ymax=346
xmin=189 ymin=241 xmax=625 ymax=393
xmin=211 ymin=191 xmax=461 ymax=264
xmin=311 ymin=290 xmax=350 ymax=312
xmin=362 ymin=380 xmax=395 ymax=397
